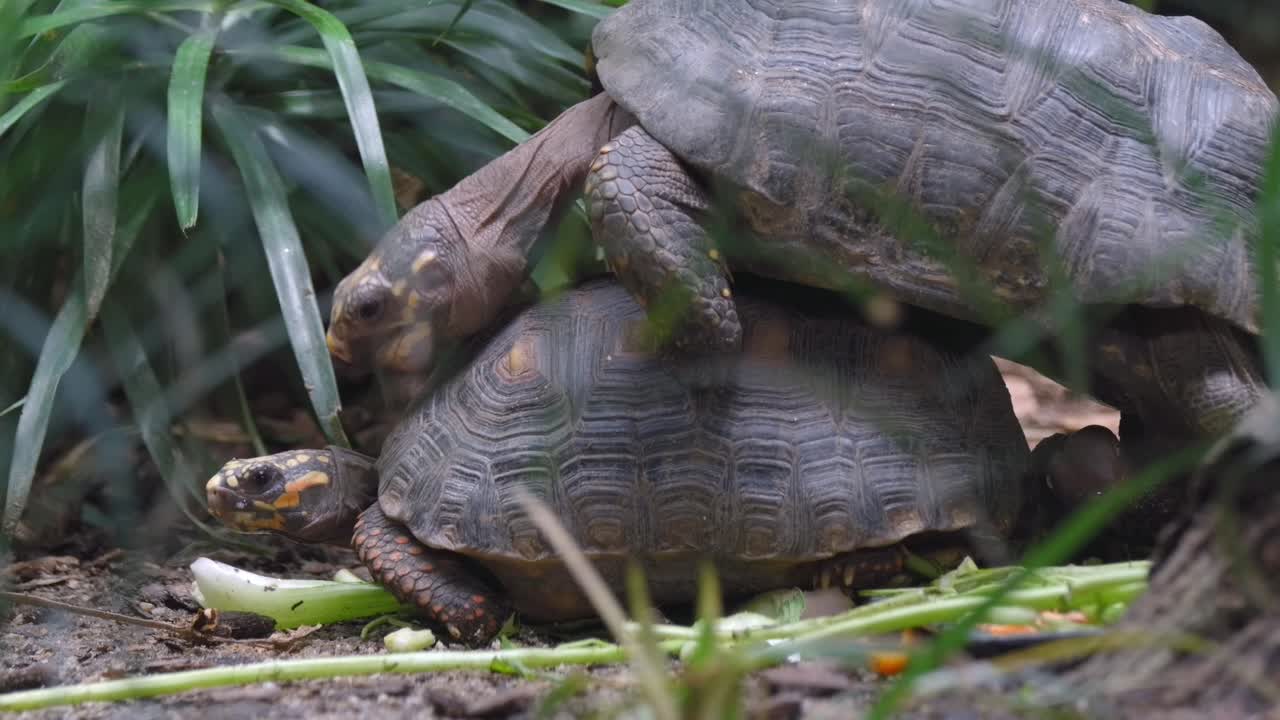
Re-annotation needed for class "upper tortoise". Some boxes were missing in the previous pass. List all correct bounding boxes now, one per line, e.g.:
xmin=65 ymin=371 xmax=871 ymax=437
xmin=327 ymin=0 xmax=1277 ymax=466
xmin=216 ymin=280 xmax=1031 ymax=645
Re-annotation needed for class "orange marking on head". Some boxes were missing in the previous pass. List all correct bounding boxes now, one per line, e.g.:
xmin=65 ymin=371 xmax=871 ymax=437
xmin=274 ymin=471 xmax=331 ymax=509
xmin=234 ymin=512 xmax=286 ymax=532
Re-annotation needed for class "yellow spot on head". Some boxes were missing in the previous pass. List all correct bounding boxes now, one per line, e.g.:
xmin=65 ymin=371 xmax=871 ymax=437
xmin=411 ymin=250 xmax=438 ymax=274
xmin=382 ymin=325 xmax=434 ymax=372
xmin=296 ymin=454 xmax=311 ymax=464
xmin=708 ymin=249 xmax=720 ymax=261
xmin=285 ymin=458 xmax=300 ymax=468
xmin=225 ymin=474 xmax=239 ymax=489
xmin=317 ymin=454 xmax=332 ymax=465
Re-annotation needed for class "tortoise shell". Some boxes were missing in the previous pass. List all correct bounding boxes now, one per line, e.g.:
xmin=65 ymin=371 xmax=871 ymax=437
xmin=591 ymin=0 xmax=1278 ymax=334
xmin=374 ymin=280 xmax=1028 ymax=611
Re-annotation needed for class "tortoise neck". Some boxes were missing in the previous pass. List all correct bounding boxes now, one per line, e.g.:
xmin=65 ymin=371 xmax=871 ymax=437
xmin=320 ymin=446 xmax=379 ymax=546
xmin=442 ymin=92 xmax=635 ymax=291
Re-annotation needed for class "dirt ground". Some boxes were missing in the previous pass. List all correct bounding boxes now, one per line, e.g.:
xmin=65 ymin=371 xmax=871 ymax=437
xmin=0 ymin=362 xmax=1120 ymax=719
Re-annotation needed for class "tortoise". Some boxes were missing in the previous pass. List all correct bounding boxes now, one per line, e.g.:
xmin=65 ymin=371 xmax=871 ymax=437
xmin=325 ymin=0 xmax=1276 ymax=477
xmin=214 ymin=280 xmax=1034 ymax=645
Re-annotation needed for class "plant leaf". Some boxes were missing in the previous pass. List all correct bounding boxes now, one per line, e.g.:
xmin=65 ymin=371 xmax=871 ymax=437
xmin=0 ymin=81 xmax=65 ymax=139
xmin=209 ymin=100 xmax=349 ymax=447
xmin=18 ymin=1 xmax=217 ymax=38
xmin=264 ymin=0 xmax=398 ymax=228
xmin=167 ymin=27 xmax=217 ymax=230
xmin=82 ymin=101 xmax=125 ymax=320
xmin=231 ymin=45 xmax=529 ymax=144
xmin=100 ymin=303 xmax=227 ymax=534
xmin=431 ymin=0 xmax=474 ymax=46
xmin=2 ymin=198 xmax=151 ymax=536
xmin=531 ymin=0 xmax=613 ymax=20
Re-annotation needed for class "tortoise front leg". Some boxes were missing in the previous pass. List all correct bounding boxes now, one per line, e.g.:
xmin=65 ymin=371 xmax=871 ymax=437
xmin=584 ymin=125 xmax=742 ymax=354
xmin=354 ymin=505 xmax=511 ymax=646
xmin=1090 ymin=307 xmax=1264 ymax=458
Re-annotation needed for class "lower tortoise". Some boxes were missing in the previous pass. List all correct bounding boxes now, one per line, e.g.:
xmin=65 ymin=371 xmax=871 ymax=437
xmin=208 ymin=280 xmax=1034 ymax=645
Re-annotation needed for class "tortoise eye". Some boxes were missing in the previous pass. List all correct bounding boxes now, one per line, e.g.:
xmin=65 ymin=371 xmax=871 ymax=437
xmin=355 ymin=294 xmax=385 ymax=322
xmin=242 ymin=464 xmax=281 ymax=494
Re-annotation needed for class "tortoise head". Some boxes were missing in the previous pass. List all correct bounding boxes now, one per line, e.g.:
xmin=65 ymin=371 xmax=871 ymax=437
xmin=327 ymin=198 xmax=527 ymax=379
xmin=205 ymin=447 xmax=379 ymax=546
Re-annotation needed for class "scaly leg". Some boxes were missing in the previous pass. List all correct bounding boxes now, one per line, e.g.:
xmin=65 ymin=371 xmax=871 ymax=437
xmin=584 ymin=125 xmax=741 ymax=354
xmin=354 ymin=505 xmax=511 ymax=645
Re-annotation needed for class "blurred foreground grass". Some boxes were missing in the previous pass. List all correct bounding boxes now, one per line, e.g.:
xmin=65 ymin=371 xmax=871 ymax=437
xmin=1 ymin=0 xmax=1279 ymax=717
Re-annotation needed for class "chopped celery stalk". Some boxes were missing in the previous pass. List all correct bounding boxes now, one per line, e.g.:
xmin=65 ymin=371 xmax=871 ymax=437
xmin=190 ymin=557 xmax=405 ymax=629
xmin=385 ymin=627 xmax=437 ymax=652
xmin=332 ymin=568 xmax=364 ymax=584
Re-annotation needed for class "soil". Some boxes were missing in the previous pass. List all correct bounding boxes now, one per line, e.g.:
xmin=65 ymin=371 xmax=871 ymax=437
xmin=0 ymin=362 xmax=1120 ymax=719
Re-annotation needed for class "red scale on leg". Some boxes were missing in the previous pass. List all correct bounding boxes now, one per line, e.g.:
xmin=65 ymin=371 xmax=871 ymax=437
xmin=352 ymin=505 xmax=511 ymax=646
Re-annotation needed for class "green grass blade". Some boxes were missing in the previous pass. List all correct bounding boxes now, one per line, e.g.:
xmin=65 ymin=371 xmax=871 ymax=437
xmin=210 ymin=250 xmax=267 ymax=457
xmin=18 ymin=1 xmax=218 ymax=38
xmin=867 ymin=443 xmax=1207 ymax=719
xmin=264 ymin=0 xmax=398 ymax=228
xmin=209 ymin=100 xmax=349 ymax=447
xmin=1 ymin=198 xmax=151 ymax=536
xmin=230 ymin=45 xmax=529 ymax=144
xmin=1257 ymin=127 xmax=1280 ymax=384
xmin=82 ymin=102 xmax=125 ymax=321
xmin=100 ymin=303 xmax=226 ymax=534
xmin=0 ymin=81 xmax=65 ymax=139
xmin=167 ymin=27 xmax=217 ymax=231
xmin=431 ymin=0 xmax=474 ymax=46
xmin=531 ymin=0 xmax=613 ymax=20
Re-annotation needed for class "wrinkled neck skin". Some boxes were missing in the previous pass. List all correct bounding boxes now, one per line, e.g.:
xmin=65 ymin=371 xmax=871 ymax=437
xmin=441 ymin=93 xmax=636 ymax=337
xmin=311 ymin=446 xmax=380 ymax=546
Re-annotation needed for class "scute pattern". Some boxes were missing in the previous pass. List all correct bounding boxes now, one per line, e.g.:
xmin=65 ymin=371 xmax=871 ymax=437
xmin=593 ymin=0 xmax=1278 ymax=331
xmin=377 ymin=281 xmax=1028 ymax=566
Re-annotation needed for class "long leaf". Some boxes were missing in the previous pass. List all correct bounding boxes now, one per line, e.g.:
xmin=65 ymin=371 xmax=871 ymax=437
xmin=18 ymin=1 xmax=216 ymax=38
xmin=82 ymin=101 xmax=125 ymax=320
xmin=264 ymin=0 xmax=398 ymax=228
xmin=100 ymin=303 xmax=224 ymax=535
xmin=167 ymin=27 xmax=216 ymax=230
xmin=531 ymin=0 xmax=613 ymax=20
xmin=0 ymin=81 xmax=64 ymax=139
xmin=2 ymin=199 xmax=151 ymax=535
xmin=209 ymin=100 xmax=349 ymax=447
xmin=230 ymin=45 xmax=529 ymax=144
xmin=431 ymin=0 xmax=474 ymax=46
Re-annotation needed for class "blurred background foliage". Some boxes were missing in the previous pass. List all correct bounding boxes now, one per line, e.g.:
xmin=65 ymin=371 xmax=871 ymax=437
xmin=0 ymin=0 xmax=1276 ymax=554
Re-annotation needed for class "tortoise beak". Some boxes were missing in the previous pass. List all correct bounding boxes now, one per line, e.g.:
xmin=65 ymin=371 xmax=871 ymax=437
xmin=326 ymin=331 xmax=352 ymax=365
xmin=327 ymin=332 xmax=368 ymax=379
xmin=206 ymin=483 xmax=242 ymax=520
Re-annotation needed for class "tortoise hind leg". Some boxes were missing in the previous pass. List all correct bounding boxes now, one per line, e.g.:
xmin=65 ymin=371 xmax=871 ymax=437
xmin=1091 ymin=307 xmax=1263 ymax=440
xmin=354 ymin=505 xmax=510 ymax=645
xmin=584 ymin=125 xmax=742 ymax=355
xmin=804 ymin=544 xmax=968 ymax=591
